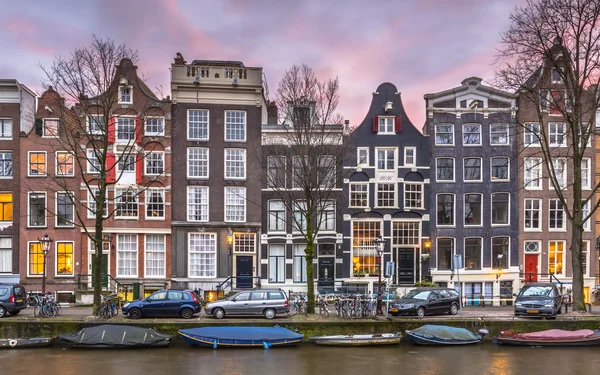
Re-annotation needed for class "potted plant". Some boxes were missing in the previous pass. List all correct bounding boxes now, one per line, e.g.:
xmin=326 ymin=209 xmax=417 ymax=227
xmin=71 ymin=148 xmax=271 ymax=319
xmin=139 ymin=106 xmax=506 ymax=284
xmin=68 ymin=294 xmax=77 ymax=307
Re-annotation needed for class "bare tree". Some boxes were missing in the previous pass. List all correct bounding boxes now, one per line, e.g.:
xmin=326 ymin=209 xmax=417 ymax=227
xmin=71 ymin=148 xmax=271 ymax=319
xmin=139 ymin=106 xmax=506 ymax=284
xmin=495 ymin=0 xmax=600 ymax=311
xmin=262 ymin=64 xmax=349 ymax=313
xmin=38 ymin=36 xmax=170 ymax=310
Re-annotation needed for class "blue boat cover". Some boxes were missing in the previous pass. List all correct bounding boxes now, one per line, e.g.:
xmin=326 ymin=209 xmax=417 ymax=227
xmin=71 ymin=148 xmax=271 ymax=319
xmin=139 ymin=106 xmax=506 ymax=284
xmin=179 ymin=327 xmax=303 ymax=341
xmin=410 ymin=325 xmax=478 ymax=341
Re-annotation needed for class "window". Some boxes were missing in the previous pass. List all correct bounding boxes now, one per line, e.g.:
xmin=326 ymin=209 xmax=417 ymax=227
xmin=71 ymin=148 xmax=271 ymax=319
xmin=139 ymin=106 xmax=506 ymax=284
xmin=267 ymin=156 xmax=286 ymax=188
xmin=464 ymin=238 xmax=482 ymax=270
xmin=0 ymin=193 xmax=12 ymax=222
xmin=524 ymin=123 xmax=541 ymax=146
xmin=350 ymin=183 xmax=369 ymax=208
xmin=268 ymin=200 xmax=285 ymax=232
xmin=552 ymin=68 xmax=563 ymax=83
xmin=87 ymin=149 xmax=101 ymax=173
xmin=491 ymin=193 xmax=509 ymax=225
xmin=436 ymin=158 xmax=454 ymax=181
xmin=404 ymin=147 xmax=416 ymax=166
xmin=462 ymin=124 xmax=481 ymax=145
xmin=187 ymin=148 xmax=209 ymax=178
xmin=463 ymin=158 xmax=481 ymax=181
xmin=582 ymin=241 xmax=590 ymax=277
xmin=115 ymin=188 xmax=138 ymax=218
xmin=87 ymin=187 xmax=107 ymax=218
xmin=0 ymin=152 xmax=12 ymax=177
xmin=317 ymin=155 xmax=335 ymax=188
xmin=268 ymin=245 xmax=285 ymax=283
xmin=188 ymin=109 xmax=209 ymax=140
xmin=548 ymin=240 xmax=564 ymax=275
xmin=116 ymin=118 xmax=135 ymax=143
xmin=87 ymin=115 xmax=104 ymax=135
xmin=351 ymin=221 xmax=381 ymax=275
xmin=56 ymin=242 xmax=73 ymax=276
xmin=540 ymin=90 xmax=549 ymax=112
xmin=435 ymin=124 xmax=454 ymax=145
xmin=292 ymin=156 xmax=305 ymax=189
xmin=549 ymin=123 xmax=566 ymax=146
xmin=583 ymin=200 xmax=591 ymax=231
xmin=188 ymin=186 xmax=209 ymax=221
xmin=404 ymin=183 xmax=423 ymax=209
xmin=490 ymin=157 xmax=509 ymax=181
xmin=189 ymin=233 xmax=216 ymax=277
xmin=524 ymin=199 xmax=541 ymax=230
xmin=225 ymin=149 xmax=246 ymax=180
xmin=378 ymin=117 xmax=394 ymax=133
xmin=225 ymin=110 xmax=246 ymax=141
xmin=144 ymin=117 xmax=164 ymax=136
xmin=56 ymin=192 xmax=74 ymax=227
xmin=391 ymin=222 xmax=420 ymax=246
xmin=28 ymin=152 xmax=46 ymax=176
xmin=224 ymin=187 xmax=246 ymax=222
xmin=357 ymin=147 xmax=369 ymax=166
xmin=376 ymin=183 xmax=396 ymax=208
xmin=464 ymin=193 xmax=482 ymax=226
xmin=293 ymin=201 xmax=307 ymax=232
xmin=524 ymin=157 xmax=542 ymax=189
xmin=549 ymin=199 xmax=565 ymax=230
xmin=117 ymin=154 xmax=135 ymax=173
xmin=56 ymin=152 xmax=74 ymax=176
xmin=293 ymin=244 xmax=307 ymax=282
xmin=490 ymin=123 xmax=509 ymax=145
xmin=437 ymin=238 xmax=454 ymax=270
xmin=28 ymin=192 xmax=46 ymax=227
xmin=581 ymin=159 xmax=591 ymax=189
xmin=437 ymin=194 xmax=455 ymax=226
xmin=524 ymin=240 xmax=541 ymax=253
xmin=43 ymin=119 xmax=59 ymax=137
xmin=492 ymin=237 xmax=509 ymax=269
xmin=119 ymin=86 xmax=132 ymax=104
xmin=117 ymin=234 xmax=137 ymax=277
xmin=146 ymin=189 xmax=165 ymax=219
xmin=318 ymin=200 xmax=335 ymax=231
xmin=376 ymin=148 xmax=395 ymax=170
xmin=145 ymin=152 xmax=164 ymax=175
xmin=551 ymin=158 xmax=567 ymax=190
xmin=0 ymin=237 xmax=12 ymax=273
xmin=233 ymin=233 xmax=255 ymax=253
xmin=28 ymin=242 xmax=44 ymax=275
xmin=145 ymin=235 xmax=165 ymax=277
xmin=0 ymin=119 xmax=12 ymax=139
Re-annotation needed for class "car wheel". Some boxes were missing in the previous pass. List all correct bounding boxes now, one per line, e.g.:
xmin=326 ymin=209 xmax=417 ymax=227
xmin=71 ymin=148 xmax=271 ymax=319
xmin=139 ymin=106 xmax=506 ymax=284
xmin=128 ymin=308 xmax=142 ymax=320
xmin=213 ymin=308 xmax=225 ymax=319
xmin=0 ymin=306 xmax=6 ymax=318
xmin=8 ymin=310 xmax=20 ymax=316
xmin=180 ymin=308 xmax=194 ymax=319
xmin=416 ymin=307 xmax=426 ymax=318
xmin=264 ymin=308 xmax=276 ymax=319
xmin=449 ymin=303 xmax=459 ymax=315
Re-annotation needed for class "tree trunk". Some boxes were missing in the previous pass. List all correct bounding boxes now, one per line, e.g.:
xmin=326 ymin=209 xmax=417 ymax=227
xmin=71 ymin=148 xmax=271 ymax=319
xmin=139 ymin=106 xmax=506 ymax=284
xmin=305 ymin=239 xmax=315 ymax=314
xmin=570 ymin=228 xmax=585 ymax=311
xmin=92 ymin=221 xmax=104 ymax=312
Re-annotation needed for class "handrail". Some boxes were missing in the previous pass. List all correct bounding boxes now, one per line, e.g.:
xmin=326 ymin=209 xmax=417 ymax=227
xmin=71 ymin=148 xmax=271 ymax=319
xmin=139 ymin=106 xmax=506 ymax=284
xmin=76 ymin=273 xmax=129 ymax=301
xmin=216 ymin=276 xmax=262 ymax=294
xmin=519 ymin=272 xmax=564 ymax=292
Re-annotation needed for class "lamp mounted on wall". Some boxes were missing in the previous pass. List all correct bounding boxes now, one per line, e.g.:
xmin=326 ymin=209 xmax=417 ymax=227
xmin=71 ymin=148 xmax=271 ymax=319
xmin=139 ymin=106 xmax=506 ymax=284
xmin=496 ymin=253 xmax=504 ymax=282
xmin=227 ymin=229 xmax=233 ymax=255
xmin=38 ymin=233 xmax=54 ymax=295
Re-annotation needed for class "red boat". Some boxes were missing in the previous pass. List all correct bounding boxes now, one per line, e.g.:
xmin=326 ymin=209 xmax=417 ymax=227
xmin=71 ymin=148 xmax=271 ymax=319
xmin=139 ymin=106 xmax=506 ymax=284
xmin=493 ymin=329 xmax=600 ymax=346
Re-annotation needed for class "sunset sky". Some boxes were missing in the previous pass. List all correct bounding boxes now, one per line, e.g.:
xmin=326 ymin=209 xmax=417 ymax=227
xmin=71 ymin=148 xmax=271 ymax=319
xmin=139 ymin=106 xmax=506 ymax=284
xmin=0 ymin=0 xmax=524 ymax=127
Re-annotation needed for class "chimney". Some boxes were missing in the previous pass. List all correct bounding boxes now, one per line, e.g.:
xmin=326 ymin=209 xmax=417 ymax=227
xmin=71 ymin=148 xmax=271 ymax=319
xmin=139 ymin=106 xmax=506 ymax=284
xmin=267 ymin=101 xmax=278 ymax=124
xmin=174 ymin=52 xmax=186 ymax=65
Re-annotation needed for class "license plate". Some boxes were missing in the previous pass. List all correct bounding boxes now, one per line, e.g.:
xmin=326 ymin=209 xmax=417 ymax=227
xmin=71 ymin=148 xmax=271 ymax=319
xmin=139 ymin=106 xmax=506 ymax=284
xmin=389 ymin=308 xmax=398 ymax=312
xmin=527 ymin=309 xmax=539 ymax=314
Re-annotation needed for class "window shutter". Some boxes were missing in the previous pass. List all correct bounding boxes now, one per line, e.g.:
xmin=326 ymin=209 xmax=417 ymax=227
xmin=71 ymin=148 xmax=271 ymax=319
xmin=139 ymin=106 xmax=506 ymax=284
xmin=107 ymin=117 xmax=116 ymax=143
xmin=106 ymin=153 xmax=116 ymax=183
xmin=395 ymin=116 xmax=402 ymax=132
xmin=136 ymin=117 xmax=143 ymax=143
xmin=373 ymin=116 xmax=379 ymax=133
xmin=35 ymin=118 xmax=43 ymax=136
xmin=136 ymin=154 xmax=143 ymax=184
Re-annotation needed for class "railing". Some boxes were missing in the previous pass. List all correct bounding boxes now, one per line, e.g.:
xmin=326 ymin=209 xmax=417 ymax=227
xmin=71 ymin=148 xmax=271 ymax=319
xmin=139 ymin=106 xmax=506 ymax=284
xmin=76 ymin=273 xmax=130 ymax=301
xmin=216 ymin=276 xmax=262 ymax=294
xmin=520 ymin=272 xmax=564 ymax=292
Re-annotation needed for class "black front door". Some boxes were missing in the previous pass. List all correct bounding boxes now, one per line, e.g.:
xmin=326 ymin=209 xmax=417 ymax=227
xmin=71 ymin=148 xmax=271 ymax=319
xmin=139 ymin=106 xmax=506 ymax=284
xmin=236 ymin=256 xmax=253 ymax=289
xmin=397 ymin=249 xmax=414 ymax=284
xmin=317 ymin=257 xmax=334 ymax=292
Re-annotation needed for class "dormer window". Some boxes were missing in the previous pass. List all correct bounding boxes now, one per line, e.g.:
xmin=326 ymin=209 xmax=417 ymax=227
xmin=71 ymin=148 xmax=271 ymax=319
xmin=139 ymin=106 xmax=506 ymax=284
xmin=119 ymin=86 xmax=132 ymax=104
xmin=552 ymin=68 xmax=563 ymax=84
xmin=378 ymin=117 xmax=395 ymax=134
xmin=43 ymin=119 xmax=59 ymax=137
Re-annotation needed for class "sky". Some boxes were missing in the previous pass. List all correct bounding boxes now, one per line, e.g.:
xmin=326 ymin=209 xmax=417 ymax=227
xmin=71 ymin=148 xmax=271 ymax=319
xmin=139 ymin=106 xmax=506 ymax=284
xmin=0 ymin=0 xmax=525 ymax=128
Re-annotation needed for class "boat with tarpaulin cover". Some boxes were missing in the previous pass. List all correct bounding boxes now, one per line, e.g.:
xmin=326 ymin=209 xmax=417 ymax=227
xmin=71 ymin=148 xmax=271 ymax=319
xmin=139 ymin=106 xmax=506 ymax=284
xmin=59 ymin=325 xmax=172 ymax=348
xmin=493 ymin=329 xmax=600 ymax=346
xmin=405 ymin=325 xmax=488 ymax=345
xmin=178 ymin=326 xmax=303 ymax=348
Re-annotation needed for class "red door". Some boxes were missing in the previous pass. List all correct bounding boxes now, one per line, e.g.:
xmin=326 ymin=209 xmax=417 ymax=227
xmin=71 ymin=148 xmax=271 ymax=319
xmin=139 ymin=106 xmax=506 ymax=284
xmin=524 ymin=254 xmax=538 ymax=283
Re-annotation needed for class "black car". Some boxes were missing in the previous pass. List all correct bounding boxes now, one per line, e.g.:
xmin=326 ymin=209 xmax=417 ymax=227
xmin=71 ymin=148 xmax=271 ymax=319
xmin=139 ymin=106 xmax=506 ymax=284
xmin=388 ymin=288 xmax=460 ymax=317
xmin=0 ymin=284 xmax=27 ymax=318
xmin=514 ymin=283 xmax=563 ymax=318
xmin=122 ymin=289 xmax=202 ymax=319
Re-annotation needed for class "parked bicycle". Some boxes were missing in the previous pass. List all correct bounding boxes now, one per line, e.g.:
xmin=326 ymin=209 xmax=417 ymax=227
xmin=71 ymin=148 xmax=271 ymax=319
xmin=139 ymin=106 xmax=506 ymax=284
xmin=287 ymin=292 xmax=307 ymax=316
xmin=27 ymin=292 xmax=43 ymax=308
xmin=315 ymin=294 xmax=329 ymax=317
xmin=95 ymin=294 xmax=119 ymax=320
xmin=33 ymin=293 xmax=62 ymax=318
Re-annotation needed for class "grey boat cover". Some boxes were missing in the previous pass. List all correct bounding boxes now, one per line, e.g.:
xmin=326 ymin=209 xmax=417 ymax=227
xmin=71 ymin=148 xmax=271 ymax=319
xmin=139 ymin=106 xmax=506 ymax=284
xmin=410 ymin=325 xmax=479 ymax=341
xmin=59 ymin=324 xmax=171 ymax=347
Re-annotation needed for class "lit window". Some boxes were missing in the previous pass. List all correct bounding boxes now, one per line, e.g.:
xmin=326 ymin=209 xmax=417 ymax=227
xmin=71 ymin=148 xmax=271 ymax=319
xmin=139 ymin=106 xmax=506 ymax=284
xmin=28 ymin=152 xmax=46 ymax=176
xmin=56 ymin=152 xmax=74 ymax=176
xmin=548 ymin=241 xmax=564 ymax=275
xmin=56 ymin=242 xmax=73 ymax=276
xmin=28 ymin=242 xmax=44 ymax=275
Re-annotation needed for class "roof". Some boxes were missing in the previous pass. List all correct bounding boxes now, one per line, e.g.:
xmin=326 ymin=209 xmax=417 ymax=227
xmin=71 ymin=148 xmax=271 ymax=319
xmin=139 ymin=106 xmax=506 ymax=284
xmin=190 ymin=60 xmax=245 ymax=67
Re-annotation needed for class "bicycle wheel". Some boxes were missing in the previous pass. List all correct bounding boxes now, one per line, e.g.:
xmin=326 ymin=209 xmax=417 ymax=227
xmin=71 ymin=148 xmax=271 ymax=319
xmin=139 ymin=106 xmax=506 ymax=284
xmin=325 ymin=294 xmax=337 ymax=306
xmin=54 ymin=303 xmax=62 ymax=316
xmin=33 ymin=305 xmax=40 ymax=317
xmin=95 ymin=306 xmax=104 ymax=320
xmin=111 ymin=303 xmax=119 ymax=317
xmin=288 ymin=303 xmax=298 ymax=316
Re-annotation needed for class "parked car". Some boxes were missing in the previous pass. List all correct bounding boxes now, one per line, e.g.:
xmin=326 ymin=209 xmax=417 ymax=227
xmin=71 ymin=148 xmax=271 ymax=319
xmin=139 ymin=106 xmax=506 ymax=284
xmin=122 ymin=289 xmax=202 ymax=319
xmin=514 ymin=283 xmax=563 ymax=318
xmin=204 ymin=289 xmax=289 ymax=319
xmin=0 ymin=284 xmax=27 ymax=318
xmin=388 ymin=288 xmax=460 ymax=317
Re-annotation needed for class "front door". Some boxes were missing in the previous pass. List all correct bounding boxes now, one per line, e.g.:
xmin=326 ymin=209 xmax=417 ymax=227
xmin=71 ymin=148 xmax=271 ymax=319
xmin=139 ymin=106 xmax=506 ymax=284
xmin=236 ymin=256 xmax=253 ymax=289
xmin=524 ymin=254 xmax=538 ymax=283
xmin=91 ymin=253 xmax=108 ymax=288
xmin=318 ymin=257 xmax=335 ymax=292
xmin=397 ymin=249 xmax=415 ymax=284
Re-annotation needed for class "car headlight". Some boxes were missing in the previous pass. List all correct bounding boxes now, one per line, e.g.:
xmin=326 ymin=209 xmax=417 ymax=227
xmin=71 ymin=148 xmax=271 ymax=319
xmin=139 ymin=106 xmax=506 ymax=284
xmin=122 ymin=303 xmax=129 ymax=309
xmin=514 ymin=302 xmax=522 ymax=307
xmin=544 ymin=303 xmax=554 ymax=308
xmin=402 ymin=304 xmax=415 ymax=309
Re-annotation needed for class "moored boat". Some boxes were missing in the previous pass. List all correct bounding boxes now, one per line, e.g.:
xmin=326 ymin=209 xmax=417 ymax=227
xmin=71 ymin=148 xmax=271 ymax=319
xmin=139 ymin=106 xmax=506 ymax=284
xmin=405 ymin=325 xmax=488 ymax=345
xmin=59 ymin=324 xmax=172 ymax=348
xmin=178 ymin=326 xmax=303 ymax=348
xmin=310 ymin=333 xmax=402 ymax=346
xmin=0 ymin=337 xmax=54 ymax=349
xmin=493 ymin=329 xmax=600 ymax=346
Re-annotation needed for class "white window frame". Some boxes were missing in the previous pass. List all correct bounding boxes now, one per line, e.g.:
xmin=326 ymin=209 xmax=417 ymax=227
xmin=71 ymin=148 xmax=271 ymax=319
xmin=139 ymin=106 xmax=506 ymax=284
xmin=349 ymin=182 xmax=369 ymax=208
xmin=42 ymin=118 xmax=60 ymax=138
xmin=28 ymin=151 xmax=47 ymax=177
xmin=491 ymin=192 xmax=510 ymax=226
xmin=187 ymin=147 xmax=209 ymax=179
xmin=187 ymin=186 xmax=209 ymax=222
xmin=87 ymin=149 xmax=101 ymax=174
xmin=116 ymin=234 xmax=137 ymax=278
xmin=55 ymin=151 xmax=74 ymax=177
xmin=524 ymin=240 xmax=541 ymax=253
xmin=463 ymin=157 xmax=482 ymax=182
xmin=378 ymin=117 xmax=395 ymax=134
xmin=224 ymin=148 xmax=246 ymax=180
xmin=115 ymin=117 xmax=136 ymax=144
xmin=463 ymin=237 xmax=483 ymax=270
xmin=87 ymin=186 xmax=107 ymax=219
xmin=118 ymin=86 xmax=133 ymax=104
xmin=435 ymin=124 xmax=454 ymax=146
xmin=490 ymin=157 xmax=510 ymax=181
xmin=524 ymin=198 xmax=542 ymax=231
xmin=187 ymin=109 xmax=209 ymax=141
xmin=436 ymin=193 xmax=455 ymax=227
xmin=269 ymin=244 xmax=285 ymax=283
xmin=188 ymin=232 xmax=217 ymax=278
xmin=55 ymin=191 xmax=75 ymax=228
xmin=376 ymin=183 xmax=396 ymax=208
xmin=145 ymin=234 xmax=166 ymax=278
xmin=548 ymin=198 xmax=566 ymax=231
xmin=581 ymin=158 xmax=591 ymax=189
xmin=146 ymin=188 xmax=165 ymax=220
xmin=224 ymin=110 xmax=247 ymax=142
xmin=0 ymin=151 xmax=12 ymax=178
xmin=318 ymin=200 xmax=336 ymax=232
xmin=87 ymin=115 xmax=104 ymax=135
xmin=464 ymin=193 xmax=483 ymax=227
xmin=583 ymin=200 xmax=591 ymax=231
xmin=551 ymin=157 xmax=567 ymax=190
xmin=524 ymin=157 xmax=542 ymax=190
xmin=524 ymin=123 xmax=541 ymax=147
xmin=115 ymin=188 xmax=139 ymax=219
xmin=404 ymin=147 xmax=416 ymax=167
xmin=0 ymin=237 xmax=11 ymax=273
xmin=357 ymin=147 xmax=369 ymax=167
xmin=55 ymin=241 xmax=74 ymax=277
xmin=28 ymin=191 xmax=46 ymax=228
xmin=404 ymin=182 xmax=423 ymax=209
xmin=268 ymin=200 xmax=286 ymax=232
xmin=318 ymin=155 xmax=336 ymax=188
xmin=436 ymin=157 xmax=455 ymax=182
xmin=462 ymin=123 xmax=481 ymax=146
xmin=144 ymin=117 xmax=165 ymax=136
xmin=582 ymin=240 xmax=590 ymax=277
xmin=224 ymin=187 xmax=246 ymax=222
xmin=548 ymin=240 xmax=565 ymax=276
xmin=0 ymin=118 xmax=13 ymax=139
xmin=145 ymin=151 xmax=164 ymax=176
xmin=292 ymin=200 xmax=307 ymax=233
xmin=490 ymin=123 xmax=509 ymax=145
xmin=267 ymin=156 xmax=286 ymax=188
xmin=375 ymin=147 xmax=396 ymax=170
xmin=549 ymin=122 xmax=566 ymax=147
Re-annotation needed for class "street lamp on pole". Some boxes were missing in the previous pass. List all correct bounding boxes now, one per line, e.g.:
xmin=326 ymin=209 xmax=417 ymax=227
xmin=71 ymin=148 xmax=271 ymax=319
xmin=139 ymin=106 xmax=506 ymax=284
xmin=373 ymin=235 xmax=386 ymax=316
xmin=38 ymin=233 xmax=53 ymax=295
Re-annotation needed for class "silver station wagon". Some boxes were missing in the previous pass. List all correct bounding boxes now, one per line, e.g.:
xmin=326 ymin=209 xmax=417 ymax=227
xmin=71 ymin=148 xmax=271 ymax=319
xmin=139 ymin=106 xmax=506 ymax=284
xmin=204 ymin=289 xmax=289 ymax=319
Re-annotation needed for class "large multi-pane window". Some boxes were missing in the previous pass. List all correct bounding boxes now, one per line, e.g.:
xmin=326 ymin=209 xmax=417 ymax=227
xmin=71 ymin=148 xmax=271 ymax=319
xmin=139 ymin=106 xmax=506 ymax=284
xmin=464 ymin=194 xmax=482 ymax=226
xmin=116 ymin=118 xmax=135 ymax=143
xmin=267 ymin=156 xmax=286 ymax=188
xmin=376 ymin=148 xmax=395 ymax=170
xmin=292 ymin=156 xmax=305 ymax=189
xmin=225 ymin=149 xmax=246 ymax=179
xmin=581 ymin=159 xmax=591 ymax=189
xmin=491 ymin=193 xmax=509 ymax=225
xmin=351 ymin=221 xmax=381 ymax=276
xmin=28 ymin=192 xmax=46 ymax=227
xmin=376 ymin=183 xmax=396 ymax=207
xmin=234 ymin=234 xmax=255 ymax=253
xmin=318 ymin=200 xmax=335 ymax=231
xmin=87 ymin=187 xmax=107 ymax=218
xmin=404 ymin=183 xmax=423 ymax=209
xmin=492 ymin=237 xmax=509 ymax=269
xmin=436 ymin=158 xmax=454 ymax=181
xmin=28 ymin=152 xmax=46 ymax=176
xmin=119 ymin=86 xmax=132 ymax=103
xmin=551 ymin=158 xmax=567 ymax=189
xmin=56 ymin=242 xmax=73 ymax=276
xmin=56 ymin=192 xmax=74 ymax=227
xmin=117 ymin=234 xmax=137 ymax=277
xmin=145 ymin=152 xmax=164 ymax=175
xmin=28 ymin=242 xmax=44 ymax=275
xmin=464 ymin=238 xmax=482 ymax=270
xmin=117 ymin=154 xmax=135 ymax=173
xmin=268 ymin=200 xmax=285 ymax=232
xmin=187 ymin=148 xmax=209 ymax=178
xmin=56 ymin=151 xmax=74 ymax=176
xmin=464 ymin=158 xmax=482 ymax=181
xmin=378 ymin=117 xmax=394 ymax=133
xmin=0 ymin=119 xmax=13 ymax=139
xmin=0 ymin=237 xmax=11 ymax=273
xmin=145 ymin=235 xmax=165 ymax=277
xmin=548 ymin=240 xmax=564 ymax=276
xmin=357 ymin=147 xmax=369 ymax=166
xmin=146 ymin=189 xmax=165 ymax=219
xmin=268 ymin=245 xmax=285 ymax=283
xmin=188 ymin=186 xmax=208 ymax=221
xmin=582 ymin=241 xmax=590 ymax=276
xmin=392 ymin=222 xmax=420 ymax=246
xmin=0 ymin=193 xmax=12 ymax=222
xmin=524 ymin=123 xmax=541 ymax=146
xmin=404 ymin=147 xmax=416 ymax=166
xmin=437 ymin=194 xmax=454 ymax=226
xmin=293 ymin=244 xmax=307 ymax=282
xmin=524 ymin=199 xmax=541 ymax=230
xmin=437 ymin=238 xmax=454 ymax=270
xmin=43 ymin=119 xmax=59 ymax=137
xmin=524 ymin=157 xmax=542 ymax=189
xmin=490 ymin=123 xmax=509 ymax=145
xmin=350 ymin=183 xmax=368 ymax=207
xmin=87 ymin=115 xmax=104 ymax=134
xmin=188 ymin=109 xmax=209 ymax=140
xmin=225 ymin=111 xmax=246 ymax=141
xmin=189 ymin=233 xmax=216 ymax=277
xmin=87 ymin=149 xmax=101 ymax=173
xmin=115 ymin=188 xmax=138 ymax=218
xmin=435 ymin=124 xmax=454 ymax=145
xmin=144 ymin=117 xmax=164 ymax=136
xmin=463 ymin=124 xmax=481 ymax=145
xmin=292 ymin=201 xmax=307 ymax=232
xmin=491 ymin=157 xmax=509 ymax=181
xmin=224 ymin=187 xmax=246 ymax=222
xmin=549 ymin=123 xmax=566 ymax=146
xmin=318 ymin=155 xmax=336 ymax=188
xmin=0 ymin=152 xmax=12 ymax=177
xmin=549 ymin=199 xmax=565 ymax=230
xmin=583 ymin=200 xmax=591 ymax=231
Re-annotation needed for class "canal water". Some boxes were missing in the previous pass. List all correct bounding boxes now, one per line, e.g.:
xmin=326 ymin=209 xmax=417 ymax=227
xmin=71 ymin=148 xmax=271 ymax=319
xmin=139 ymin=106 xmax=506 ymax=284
xmin=0 ymin=342 xmax=596 ymax=374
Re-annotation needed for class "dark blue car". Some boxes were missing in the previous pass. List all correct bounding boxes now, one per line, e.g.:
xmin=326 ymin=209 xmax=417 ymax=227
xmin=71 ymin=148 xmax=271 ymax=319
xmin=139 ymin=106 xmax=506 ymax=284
xmin=122 ymin=289 xmax=202 ymax=319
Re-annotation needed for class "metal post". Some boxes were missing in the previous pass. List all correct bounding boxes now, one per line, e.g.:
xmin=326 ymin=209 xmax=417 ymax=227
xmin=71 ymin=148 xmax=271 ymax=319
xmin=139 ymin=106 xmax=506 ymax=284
xmin=38 ymin=234 xmax=53 ymax=295
xmin=456 ymin=266 xmax=463 ymax=316
xmin=42 ymin=250 xmax=47 ymax=294
xmin=374 ymin=235 xmax=386 ymax=316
